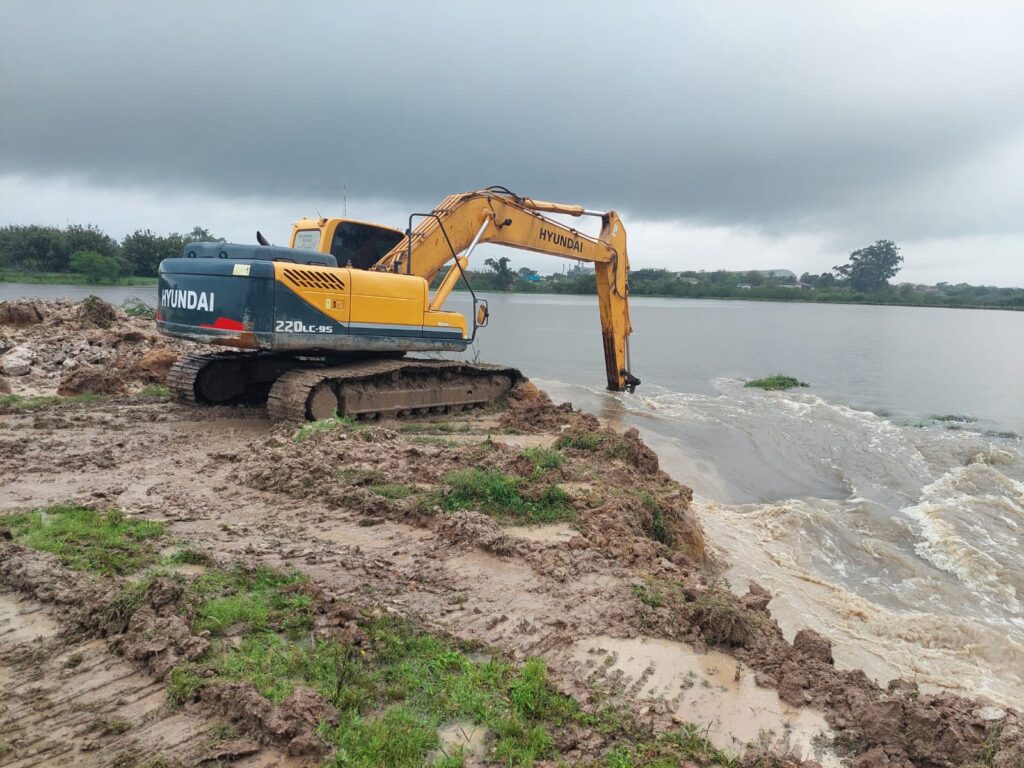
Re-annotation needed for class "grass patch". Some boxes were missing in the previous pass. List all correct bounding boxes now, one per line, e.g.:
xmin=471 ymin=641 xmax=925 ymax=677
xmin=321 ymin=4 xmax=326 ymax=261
xmin=164 ymin=547 xmax=211 ymax=566
xmin=0 ymin=505 xmax=165 ymax=575
xmin=294 ymin=413 xmax=360 ymax=443
xmin=553 ymin=432 xmax=604 ymax=451
xmin=138 ymin=384 xmax=170 ymax=397
xmin=744 ymin=374 xmax=809 ymax=391
xmin=603 ymin=723 xmax=738 ymax=767
xmin=520 ymin=447 xmax=563 ymax=475
xmin=632 ymin=581 xmax=665 ymax=610
xmin=0 ymin=393 xmax=106 ymax=412
xmin=368 ymin=483 xmax=417 ymax=500
xmin=439 ymin=469 xmax=573 ymax=524
xmin=167 ymin=564 xmax=604 ymax=767
xmin=639 ymin=492 xmax=672 ymax=547
xmin=0 ymin=270 xmax=157 ymax=286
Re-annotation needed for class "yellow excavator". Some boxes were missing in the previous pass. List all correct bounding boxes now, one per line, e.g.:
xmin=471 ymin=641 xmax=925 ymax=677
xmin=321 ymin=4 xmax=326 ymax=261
xmin=158 ymin=186 xmax=638 ymax=421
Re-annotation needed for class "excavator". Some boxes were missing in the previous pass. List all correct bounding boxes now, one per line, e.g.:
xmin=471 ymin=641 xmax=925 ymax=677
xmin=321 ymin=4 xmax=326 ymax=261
xmin=157 ymin=186 xmax=639 ymax=421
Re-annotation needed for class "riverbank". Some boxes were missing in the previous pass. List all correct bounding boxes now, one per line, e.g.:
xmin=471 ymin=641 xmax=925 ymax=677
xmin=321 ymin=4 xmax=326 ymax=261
xmin=1 ymin=298 xmax=1021 ymax=768
xmin=0 ymin=270 xmax=158 ymax=286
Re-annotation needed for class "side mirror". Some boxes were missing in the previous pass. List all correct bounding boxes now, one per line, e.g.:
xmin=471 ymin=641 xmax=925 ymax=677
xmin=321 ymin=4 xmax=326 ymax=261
xmin=476 ymin=302 xmax=489 ymax=328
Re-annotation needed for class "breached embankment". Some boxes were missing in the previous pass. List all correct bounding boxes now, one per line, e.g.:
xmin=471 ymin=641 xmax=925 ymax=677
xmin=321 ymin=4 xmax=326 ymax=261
xmin=1 ymin=297 xmax=1022 ymax=768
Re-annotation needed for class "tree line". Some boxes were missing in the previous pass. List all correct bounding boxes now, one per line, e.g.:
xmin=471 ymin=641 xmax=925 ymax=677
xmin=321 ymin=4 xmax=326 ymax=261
xmin=0 ymin=223 xmax=222 ymax=282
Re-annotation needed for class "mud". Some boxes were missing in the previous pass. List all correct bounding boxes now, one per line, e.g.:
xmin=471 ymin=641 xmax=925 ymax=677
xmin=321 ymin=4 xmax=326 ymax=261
xmin=0 ymin=299 xmax=1021 ymax=767
xmin=0 ymin=581 xmax=303 ymax=767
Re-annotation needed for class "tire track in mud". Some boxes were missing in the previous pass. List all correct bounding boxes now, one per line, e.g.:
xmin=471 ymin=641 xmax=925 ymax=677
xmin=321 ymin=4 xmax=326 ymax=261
xmin=0 ymin=591 xmax=299 ymax=768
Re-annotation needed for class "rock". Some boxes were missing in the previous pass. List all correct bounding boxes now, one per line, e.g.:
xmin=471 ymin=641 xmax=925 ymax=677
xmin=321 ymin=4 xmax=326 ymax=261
xmin=855 ymin=697 xmax=905 ymax=744
xmin=0 ymin=377 xmax=10 ymax=394
xmin=973 ymin=706 xmax=1007 ymax=722
xmin=793 ymin=628 xmax=834 ymax=665
xmin=1 ymin=346 xmax=35 ymax=376
xmin=57 ymin=364 xmax=125 ymax=395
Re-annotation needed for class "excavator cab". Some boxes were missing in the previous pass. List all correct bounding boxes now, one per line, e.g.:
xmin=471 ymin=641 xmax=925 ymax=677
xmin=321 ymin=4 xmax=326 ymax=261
xmin=290 ymin=218 xmax=403 ymax=270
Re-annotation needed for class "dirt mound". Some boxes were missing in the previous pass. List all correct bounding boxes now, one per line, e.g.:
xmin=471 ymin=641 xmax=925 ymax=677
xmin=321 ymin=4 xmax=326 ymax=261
xmin=0 ymin=297 xmax=200 ymax=395
xmin=499 ymin=380 xmax=591 ymax=432
xmin=0 ymin=298 xmax=47 ymax=326
xmin=57 ymin=362 xmax=127 ymax=395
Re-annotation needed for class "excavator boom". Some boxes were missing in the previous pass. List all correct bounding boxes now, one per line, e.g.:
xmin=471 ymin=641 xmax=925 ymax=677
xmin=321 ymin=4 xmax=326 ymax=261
xmin=376 ymin=188 xmax=637 ymax=392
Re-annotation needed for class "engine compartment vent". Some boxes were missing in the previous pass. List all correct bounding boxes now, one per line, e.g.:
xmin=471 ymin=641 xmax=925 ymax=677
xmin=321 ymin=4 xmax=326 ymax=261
xmin=282 ymin=268 xmax=347 ymax=292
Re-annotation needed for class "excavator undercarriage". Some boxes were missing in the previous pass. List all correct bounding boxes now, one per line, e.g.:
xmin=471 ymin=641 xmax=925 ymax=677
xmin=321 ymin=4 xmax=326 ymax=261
xmin=168 ymin=352 xmax=520 ymax=421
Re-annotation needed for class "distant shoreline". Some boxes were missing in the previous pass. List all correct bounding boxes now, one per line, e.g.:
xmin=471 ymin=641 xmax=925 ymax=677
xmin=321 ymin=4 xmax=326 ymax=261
xmin=1 ymin=272 xmax=1020 ymax=312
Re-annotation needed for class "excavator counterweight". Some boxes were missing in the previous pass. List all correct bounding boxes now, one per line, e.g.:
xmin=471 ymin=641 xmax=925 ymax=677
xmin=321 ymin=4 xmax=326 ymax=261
xmin=157 ymin=188 xmax=638 ymax=421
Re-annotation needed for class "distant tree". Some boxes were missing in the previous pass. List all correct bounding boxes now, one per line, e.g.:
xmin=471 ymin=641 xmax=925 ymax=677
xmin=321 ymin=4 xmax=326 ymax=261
xmin=745 ymin=270 xmax=765 ymax=286
xmin=0 ymin=224 xmax=70 ymax=271
xmin=184 ymin=225 xmax=223 ymax=243
xmin=69 ymin=250 xmax=120 ymax=283
xmin=833 ymin=240 xmax=903 ymax=292
xmin=484 ymin=256 xmax=515 ymax=291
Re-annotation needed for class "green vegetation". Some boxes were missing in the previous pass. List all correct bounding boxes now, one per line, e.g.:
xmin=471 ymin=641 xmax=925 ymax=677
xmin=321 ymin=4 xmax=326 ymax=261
xmin=69 ymin=249 xmax=122 ymax=283
xmin=139 ymin=384 xmax=170 ymax=397
xmin=743 ymin=375 xmax=809 ymax=391
xmin=0 ymin=223 xmax=221 ymax=280
xmin=121 ymin=297 xmax=156 ymax=318
xmin=369 ymin=483 xmax=417 ymax=500
xmin=632 ymin=581 xmax=664 ymax=610
xmin=440 ymin=468 xmax=573 ymax=524
xmin=0 ymin=393 xmax=107 ymax=411
xmin=553 ymin=432 xmax=604 ymax=451
xmin=520 ymin=447 xmax=563 ymax=474
xmin=0 ymin=504 xmax=164 ymax=575
xmin=0 ymin=270 xmax=157 ymax=285
xmin=639 ymin=491 xmax=672 ymax=547
xmin=167 ymin=565 xmax=598 ymax=767
xmin=294 ymin=413 xmax=360 ymax=443
xmin=164 ymin=547 xmax=211 ymax=566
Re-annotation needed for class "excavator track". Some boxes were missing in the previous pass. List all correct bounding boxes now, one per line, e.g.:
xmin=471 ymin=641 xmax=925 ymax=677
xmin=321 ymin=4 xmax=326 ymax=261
xmin=168 ymin=351 xmax=300 ymax=405
xmin=266 ymin=358 xmax=521 ymax=422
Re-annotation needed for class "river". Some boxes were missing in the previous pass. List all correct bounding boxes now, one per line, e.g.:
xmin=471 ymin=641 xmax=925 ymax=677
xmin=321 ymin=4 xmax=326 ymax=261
xmin=5 ymin=283 xmax=1024 ymax=705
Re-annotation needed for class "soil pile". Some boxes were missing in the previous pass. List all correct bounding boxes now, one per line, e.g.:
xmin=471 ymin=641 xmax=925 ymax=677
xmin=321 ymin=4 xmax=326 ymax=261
xmin=0 ymin=297 xmax=198 ymax=395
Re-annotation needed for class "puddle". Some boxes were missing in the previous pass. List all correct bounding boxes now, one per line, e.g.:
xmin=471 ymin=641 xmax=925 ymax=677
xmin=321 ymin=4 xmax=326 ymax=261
xmin=571 ymin=636 xmax=839 ymax=765
xmin=432 ymin=720 xmax=490 ymax=764
xmin=0 ymin=592 xmax=59 ymax=645
xmin=169 ymin=417 xmax=271 ymax=436
xmin=490 ymin=434 xmax=557 ymax=449
xmin=503 ymin=522 xmax=576 ymax=544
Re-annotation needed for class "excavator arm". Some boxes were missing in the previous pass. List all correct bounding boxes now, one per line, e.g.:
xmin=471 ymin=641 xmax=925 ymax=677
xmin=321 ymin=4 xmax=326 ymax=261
xmin=374 ymin=188 xmax=639 ymax=392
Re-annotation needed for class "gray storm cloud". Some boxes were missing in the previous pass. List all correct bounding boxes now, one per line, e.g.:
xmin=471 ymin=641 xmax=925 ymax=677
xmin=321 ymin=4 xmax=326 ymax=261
xmin=2 ymin=1 xmax=1024 ymax=252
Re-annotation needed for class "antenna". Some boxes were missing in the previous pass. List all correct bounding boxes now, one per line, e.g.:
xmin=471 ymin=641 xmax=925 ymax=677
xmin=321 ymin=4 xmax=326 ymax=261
xmin=342 ymin=184 xmax=347 ymax=218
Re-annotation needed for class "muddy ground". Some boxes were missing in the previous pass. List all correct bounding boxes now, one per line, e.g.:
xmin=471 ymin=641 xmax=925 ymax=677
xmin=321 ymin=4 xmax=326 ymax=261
xmin=1 ymin=299 xmax=1022 ymax=768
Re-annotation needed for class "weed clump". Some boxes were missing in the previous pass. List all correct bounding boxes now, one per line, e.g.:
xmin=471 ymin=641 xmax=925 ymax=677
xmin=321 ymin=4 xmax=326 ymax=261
xmin=520 ymin=446 xmax=564 ymax=474
xmin=139 ymin=384 xmax=170 ymax=398
xmin=294 ymin=413 xmax=359 ymax=443
xmin=744 ymin=374 xmax=809 ymax=391
xmin=120 ymin=298 xmax=156 ymax=319
xmin=368 ymin=483 xmax=416 ymax=500
xmin=0 ymin=505 xmax=164 ymax=575
xmin=440 ymin=468 xmax=573 ymax=524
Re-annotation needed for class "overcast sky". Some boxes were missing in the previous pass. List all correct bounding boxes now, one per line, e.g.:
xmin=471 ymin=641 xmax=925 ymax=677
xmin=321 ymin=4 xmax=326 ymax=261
xmin=2 ymin=1 xmax=1023 ymax=285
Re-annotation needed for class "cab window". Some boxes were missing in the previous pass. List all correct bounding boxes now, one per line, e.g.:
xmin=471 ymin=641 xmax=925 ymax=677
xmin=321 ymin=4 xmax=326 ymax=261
xmin=293 ymin=229 xmax=321 ymax=251
xmin=331 ymin=222 xmax=403 ymax=270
